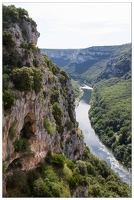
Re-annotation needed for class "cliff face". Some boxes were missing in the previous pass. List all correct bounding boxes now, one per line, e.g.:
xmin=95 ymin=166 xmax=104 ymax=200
xmin=41 ymin=46 xmax=113 ymax=67
xmin=3 ymin=83 xmax=84 ymax=171
xmin=3 ymin=5 xmax=84 ymax=177
xmin=41 ymin=44 xmax=131 ymax=85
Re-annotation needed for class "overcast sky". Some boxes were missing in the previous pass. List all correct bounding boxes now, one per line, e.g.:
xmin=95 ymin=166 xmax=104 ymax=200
xmin=2 ymin=1 xmax=131 ymax=49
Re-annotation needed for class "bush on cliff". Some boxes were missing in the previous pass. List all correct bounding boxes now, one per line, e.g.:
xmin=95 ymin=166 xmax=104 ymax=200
xmin=10 ymin=66 xmax=43 ymax=94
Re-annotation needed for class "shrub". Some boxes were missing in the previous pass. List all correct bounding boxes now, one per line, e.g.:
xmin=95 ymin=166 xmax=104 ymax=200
xmin=86 ymin=162 xmax=96 ymax=175
xmin=69 ymin=173 xmax=79 ymax=189
xmin=88 ymin=184 xmax=102 ymax=197
xmin=52 ymin=154 xmax=65 ymax=168
xmin=11 ymin=67 xmax=34 ymax=92
xmin=3 ymin=50 xmax=18 ymax=67
xmin=60 ymin=69 xmax=69 ymax=79
xmin=76 ymin=160 xmax=87 ymax=176
xmin=50 ymin=88 xmax=60 ymax=104
xmin=27 ymin=170 xmax=40 ymax=189
xmin=66 ymin=160 xmax=75 ymax=171
xmin=10 ymin=66 xmax=43 ymax=94
xmin=45 ymin=150 xmax=53 ymax=164
xmin=31 ymin=67 xmax=43 ymax=94
xmin=58 ymin=74 xmax=66 ymax=85
xmin=6 ymin=171 xmax=27 ymax=189
xmin=66 ymin=121 xmax=73 ymax=131
xmin=9 ymin=121 xmax=17 ymax=140
xmin=18 ymin=7 xmax=28 ymax=19
xmin=3 ymin=30 xmax=15 ymax=48
xmin=52 ymin=102 xmax=63 ymax=133
xmin=3 ymin=89 xmax=17 ymax=110
xmin=44 ymin=168 xmax=59 ymax=182
xmin=33 ymin=178 xmax=53 ymax=197
xmin=51 ymin=183 xmax=62 ymax=197
xmin=13 ymin=138 xmax=30 ymax=153
xmin=33 ymin=57 xmax=40 ymax=68
xmin=43 ymin=118 xmax=54 ymax=136
xmin=3 ymin=5 xmax=19 ymax=24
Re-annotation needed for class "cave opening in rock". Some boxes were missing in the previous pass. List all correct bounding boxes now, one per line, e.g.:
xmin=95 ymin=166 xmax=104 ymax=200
xmin=21 ymin=112 xmax=36 ymax=140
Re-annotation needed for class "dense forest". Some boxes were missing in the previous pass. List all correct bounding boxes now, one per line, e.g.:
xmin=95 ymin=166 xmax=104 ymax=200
xmin=88 ymin=47 xmax=132 ymax=168
xmin=89 ymin=74 xmax=131 ymax=168
xmin=2 ymin=5 xmax=131 ymax=198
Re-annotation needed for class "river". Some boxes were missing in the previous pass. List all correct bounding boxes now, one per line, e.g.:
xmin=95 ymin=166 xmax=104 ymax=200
xmin=75 ymin=88 xmax=132 ymax=186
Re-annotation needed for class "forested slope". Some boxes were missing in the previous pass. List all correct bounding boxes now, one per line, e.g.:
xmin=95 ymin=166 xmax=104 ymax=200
xmin=89 ymin=71 xmax=131 ymax=168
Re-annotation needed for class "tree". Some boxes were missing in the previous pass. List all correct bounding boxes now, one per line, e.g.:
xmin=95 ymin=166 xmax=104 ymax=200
xmin=76 ymin=160 xmax=87 ymax=176
xmin=52 ymin=154 xmax=65 ymax=168
xmin=33 ymin=178 xmax=53 ymax=197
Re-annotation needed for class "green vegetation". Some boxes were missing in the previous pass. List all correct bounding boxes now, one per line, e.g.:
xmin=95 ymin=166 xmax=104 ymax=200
xmin=33 ymin=57 xmax=40 ymax=68
xmin=52 ymin=102 xmax=63 ymax=133
xmin=3 ymin=89 xmax=18 ymax=110
xmin=10 ymin=66 xmax=43 ymax=94
xmin=89 ymin=75 xmax=131 ymax=167
xmin=13 ymin=138 xmax=30 ymax=153
xmin=3 ymin=5 xmax=36 ymax=28
xmin=50 ymin=87 xmax=60 ymax=104
xmin=3 ymin=30 xmax=18 ymax=68
xmin=6 ymin=149 xmax=131 ymax=197
xmin=3 ymin=30 xmax=15 ymax=48
xmin=31 ymin=67 xmax=43 ymax=94
xmin=47 ymin=59 xmax=60 ymax=75
xmin=43 ymin=118 xmax=54 ymax=136
xmin=9 ymin=121 xmax=17 ymax=140
xmin=52 ymin=154 xmax=65 ymax=168
xmin=11 ymin=67 xmax=34 ymax=92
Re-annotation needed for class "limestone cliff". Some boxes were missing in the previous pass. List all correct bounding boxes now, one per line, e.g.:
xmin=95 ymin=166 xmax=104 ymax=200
xmin=3 ymin=5 xmax=84 ymax=195
xmin=41 ymin=47 xmax=113 ymax=68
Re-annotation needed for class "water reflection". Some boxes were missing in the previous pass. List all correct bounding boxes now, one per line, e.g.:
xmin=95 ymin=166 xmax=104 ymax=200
xmin=75 ymin=89 xmax=132 ymax=186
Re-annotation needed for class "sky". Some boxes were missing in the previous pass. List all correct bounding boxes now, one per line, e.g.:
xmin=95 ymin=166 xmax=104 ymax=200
xmin=2 ymin=0 xmax=132 ymax=49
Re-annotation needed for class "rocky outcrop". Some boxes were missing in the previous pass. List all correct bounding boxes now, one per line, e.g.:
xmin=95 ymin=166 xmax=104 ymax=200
xmin=72 ymin=186 xmax=89 ymax=197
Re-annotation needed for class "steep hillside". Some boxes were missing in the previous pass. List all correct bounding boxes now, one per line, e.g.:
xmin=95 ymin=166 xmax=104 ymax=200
xmin=41 ymin=44 xmax=131 ymax=85
xmin=2 ymin=5 xmax=131 ymax=198
xmin=88 ymin=45 xmax=132 ymax=168
xmin=89 ymin=74 xmax=131 ymax=168
xmin=2 ymin=5 xmax=84 ymax=196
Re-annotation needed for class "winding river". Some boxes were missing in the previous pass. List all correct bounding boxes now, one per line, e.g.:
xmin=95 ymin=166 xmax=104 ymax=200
xmin=75 ymin=88 xmax=132 ymax=186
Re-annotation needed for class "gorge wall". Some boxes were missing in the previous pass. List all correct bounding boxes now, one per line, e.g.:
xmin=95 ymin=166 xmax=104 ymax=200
xmin=42 ymin=43 xmax=131 ymax=85
xmin=3 ymin=5 xmax=84 ymax=195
